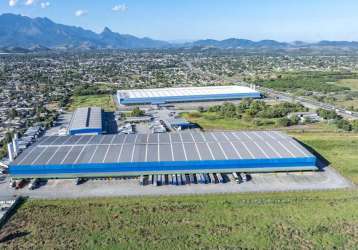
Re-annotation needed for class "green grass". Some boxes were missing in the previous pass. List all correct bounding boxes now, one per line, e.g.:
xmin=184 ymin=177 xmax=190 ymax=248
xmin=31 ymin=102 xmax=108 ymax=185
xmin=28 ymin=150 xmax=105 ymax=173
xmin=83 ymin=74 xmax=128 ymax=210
xmin=67 ymin=95 xmax=117 ymax=112
xmin=258 ymin=71 xmax=353 ymax=93
xmin=1 ymin=190 xmax=358 ymax=249
xmin=336 ymin=79 xmax=358 ymax=91
xmin=181 ymin=112 xmax=338 ymax=132
xmin=290 ymin=132 xmax=358 ymax=184
xmin=333 ymin=79 xmax=358 ymax=109
xmin=181 ymin=112 xmax=277 ymax=130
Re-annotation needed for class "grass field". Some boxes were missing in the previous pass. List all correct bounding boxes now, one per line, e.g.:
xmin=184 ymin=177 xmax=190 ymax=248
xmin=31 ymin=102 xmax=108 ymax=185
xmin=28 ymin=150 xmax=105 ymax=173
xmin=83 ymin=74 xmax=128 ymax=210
xmin=258 ymin=71 xmax=354 ymax=93
xmin=1 ymin=190 xmax=358 ymax=249
xmin=290 ymin=132 xmax=358 ymax=184
xmin=181 ymin=112 xmax=337 ymax=132
xmin=334 ymin=79 xmax=358 ymax=109
xmin=181 ymin=112 xmax=278 ymax=130
xmin=67 ymin=95 xmax=117 ymax=112
xmin=336 ymin=79 xmax=358 ymax=91
xmin=0 ymin=131 xmax=357 ymax=249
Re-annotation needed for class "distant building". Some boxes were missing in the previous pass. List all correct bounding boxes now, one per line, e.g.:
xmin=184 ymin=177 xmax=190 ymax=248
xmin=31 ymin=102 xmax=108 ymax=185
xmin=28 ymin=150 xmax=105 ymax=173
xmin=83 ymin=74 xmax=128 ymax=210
xmin=117 ymin=85 xmax=261 ymax=105
xmin=68 ymin=107 xmax=103 ymax=135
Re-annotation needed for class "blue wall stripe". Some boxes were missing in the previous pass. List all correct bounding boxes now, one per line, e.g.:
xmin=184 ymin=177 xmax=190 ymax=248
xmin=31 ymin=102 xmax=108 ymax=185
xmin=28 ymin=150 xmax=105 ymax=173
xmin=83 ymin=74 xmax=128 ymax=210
xmin=9 ymin=157 xmax=317 ymax=176
xmin=69 ymin=128 xmax=102 ymax=135
xmin=118 ymin=92 xmax=261 ymax=105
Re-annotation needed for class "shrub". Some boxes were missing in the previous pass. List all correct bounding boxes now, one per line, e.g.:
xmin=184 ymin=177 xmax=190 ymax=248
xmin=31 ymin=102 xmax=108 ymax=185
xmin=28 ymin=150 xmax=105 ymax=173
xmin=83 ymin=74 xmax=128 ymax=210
xmin=352 ymin=120 xmax=358 ymax=132
xmin=187 ymin=112 xmax=202 ymax=119
xmin=335 ymin=119 xmax=352 ymax=131
xmin=317 ymin=109 xmax=341 ymax=120
xmin=276 ymin=117 xmax=291 ymax=127
xmin=290 ymin=116 xmax=300 ymax=125
xmin=130 ymin=107 xmax=145 ymax=117
xmin=259 ymin=102 xmax=306 ymax=119
xmin=197 ymin=106 xmax=205 ymax=113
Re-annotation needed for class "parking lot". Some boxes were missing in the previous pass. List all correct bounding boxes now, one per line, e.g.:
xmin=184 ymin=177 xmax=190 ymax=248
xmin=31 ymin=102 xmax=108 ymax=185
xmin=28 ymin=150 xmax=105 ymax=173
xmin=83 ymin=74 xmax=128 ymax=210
xmin=0 ymin=167 xmax=353 ymax=200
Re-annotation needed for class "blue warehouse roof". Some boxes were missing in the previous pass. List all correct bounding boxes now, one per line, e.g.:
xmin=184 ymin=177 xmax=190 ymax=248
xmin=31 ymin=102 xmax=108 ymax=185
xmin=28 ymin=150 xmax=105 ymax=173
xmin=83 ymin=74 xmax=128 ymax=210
xmin=9 ymin=131 xmax=317 ymax=178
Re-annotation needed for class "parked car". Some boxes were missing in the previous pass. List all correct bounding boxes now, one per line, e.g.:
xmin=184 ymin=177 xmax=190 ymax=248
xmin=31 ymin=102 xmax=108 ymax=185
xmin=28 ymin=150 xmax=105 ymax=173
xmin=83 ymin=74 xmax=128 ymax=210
xmin=28 ymin=178 xmax=41 ymax=190
xmin=16 ymin=179 xmax=28 ymax=189
xmin=9 ymin=179 xmax=16 ymax=188
xmin=240 ymin=173 xmax=248 ymax=182
xmin=75 ymin=177 xmax=87 ymax=185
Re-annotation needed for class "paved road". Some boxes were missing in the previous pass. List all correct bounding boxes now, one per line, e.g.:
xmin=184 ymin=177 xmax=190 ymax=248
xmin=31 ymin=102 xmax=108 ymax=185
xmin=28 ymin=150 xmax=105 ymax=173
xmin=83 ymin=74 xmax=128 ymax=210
xmin=0 ymin=167 xmax=353 ymax=200
xmin=236 ymin=82 xmax=358 ymax=120
xmin=258 ymin=86 xmax=358 ymax=119
xmin=257 ymin=87 xmax=358 ymax=119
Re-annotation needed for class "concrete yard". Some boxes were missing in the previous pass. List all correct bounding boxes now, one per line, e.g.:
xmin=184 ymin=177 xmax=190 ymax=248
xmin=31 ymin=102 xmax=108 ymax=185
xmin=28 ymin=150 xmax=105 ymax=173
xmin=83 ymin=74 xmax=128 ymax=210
xmin=44 ymin=112 xmax=72 ymax=136
xmin=0 ymin=167 xmax=354 ymax=200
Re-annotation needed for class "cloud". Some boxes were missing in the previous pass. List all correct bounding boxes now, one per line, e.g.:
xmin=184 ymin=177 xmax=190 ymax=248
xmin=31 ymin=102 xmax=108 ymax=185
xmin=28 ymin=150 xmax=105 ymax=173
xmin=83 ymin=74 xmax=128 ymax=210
xmin=112 ymin=4 xmax=127 ymax=12
xmin=25 ymin=0 xmax=35 ymax=5
xmin=75 ymin=9 xmax=88 ymax=17
xmin=40 ymin=1 xmax=50 ymax=9
xmin=9 ymin=0 xmax=17 ymax=7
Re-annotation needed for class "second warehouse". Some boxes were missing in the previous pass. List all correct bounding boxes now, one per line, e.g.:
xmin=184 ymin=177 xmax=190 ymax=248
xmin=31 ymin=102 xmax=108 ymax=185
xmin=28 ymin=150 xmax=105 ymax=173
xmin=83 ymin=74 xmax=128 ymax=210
xmin=68 ymin=107 xmax=103 ymax=135
xmin=117 ymin=85 xmax=261 ymax=105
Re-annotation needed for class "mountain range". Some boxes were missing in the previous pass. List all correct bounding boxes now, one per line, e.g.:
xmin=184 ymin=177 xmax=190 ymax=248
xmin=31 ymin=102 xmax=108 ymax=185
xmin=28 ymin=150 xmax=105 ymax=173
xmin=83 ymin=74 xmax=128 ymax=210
xmin=0 ymin=13 xmax=169 ymax=50
xmin=1 ymin=13 xmax=358 ymax=51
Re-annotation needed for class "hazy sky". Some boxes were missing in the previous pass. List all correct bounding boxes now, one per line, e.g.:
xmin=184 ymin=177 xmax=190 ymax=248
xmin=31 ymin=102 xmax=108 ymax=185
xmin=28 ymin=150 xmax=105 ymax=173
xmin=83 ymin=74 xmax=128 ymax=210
xmin=2 ymin=0 xmax=358 ymax=41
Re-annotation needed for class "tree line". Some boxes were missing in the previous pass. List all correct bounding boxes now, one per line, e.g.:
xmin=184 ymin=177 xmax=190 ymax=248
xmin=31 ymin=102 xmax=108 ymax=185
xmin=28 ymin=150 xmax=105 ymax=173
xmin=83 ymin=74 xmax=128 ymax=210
xmin=316 ymin=109 xmax=358 ymax=132
xmin=198 ymin=99 xmax=307 ymax=127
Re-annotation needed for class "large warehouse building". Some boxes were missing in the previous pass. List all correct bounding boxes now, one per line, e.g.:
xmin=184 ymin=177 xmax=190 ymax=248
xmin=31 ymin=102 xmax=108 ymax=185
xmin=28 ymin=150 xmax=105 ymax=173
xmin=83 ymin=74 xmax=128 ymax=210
xmin=117 ymin=85 xmax=261 ymax=105
xmin=8 ymin=131 xmax=317 ymax=179
xmin=68 ymin=107 xmax=103 ymax=136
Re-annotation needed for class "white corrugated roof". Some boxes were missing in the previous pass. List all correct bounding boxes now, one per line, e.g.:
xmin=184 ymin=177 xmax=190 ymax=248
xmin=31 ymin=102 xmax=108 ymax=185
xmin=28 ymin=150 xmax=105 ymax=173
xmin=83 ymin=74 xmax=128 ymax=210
xmin=69 ymin=107 xmax=102 ymax=131
xmin=118 ymin=85 xmax=258 ymax=99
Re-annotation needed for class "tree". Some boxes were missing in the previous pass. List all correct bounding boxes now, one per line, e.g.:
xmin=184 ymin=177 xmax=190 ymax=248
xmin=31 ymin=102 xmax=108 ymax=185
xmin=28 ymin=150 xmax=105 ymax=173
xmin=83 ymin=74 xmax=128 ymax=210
xmin=335 ymin=119 xmax=352 ymax=131
xmin=290 ymin=116 xmax=300 ymax=125
xmin=131 ymin=107 xmax=145 ymax=117
xmin=220 ymin=102 xmax=237 ymax=118
xmin=245 ymin=101 xmax=266 ymax=117
xmin=352 ymin=120 xmax=358 ymax=132
xmin=4 ymin=132 xmax=13 ymax=143
xmin=7 ymin=108 xmax=17 ymax=119
xmin=317 ymin=109 xmax=341 ymax=120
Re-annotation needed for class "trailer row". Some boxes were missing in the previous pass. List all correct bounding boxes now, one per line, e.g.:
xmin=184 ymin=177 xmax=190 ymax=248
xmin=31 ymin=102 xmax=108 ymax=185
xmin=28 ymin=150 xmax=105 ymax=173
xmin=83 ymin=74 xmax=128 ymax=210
xmin=139 ymin=172 xmax=250 ymax=186
xmin=9 ymin=172 xmax=250 ymax=190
